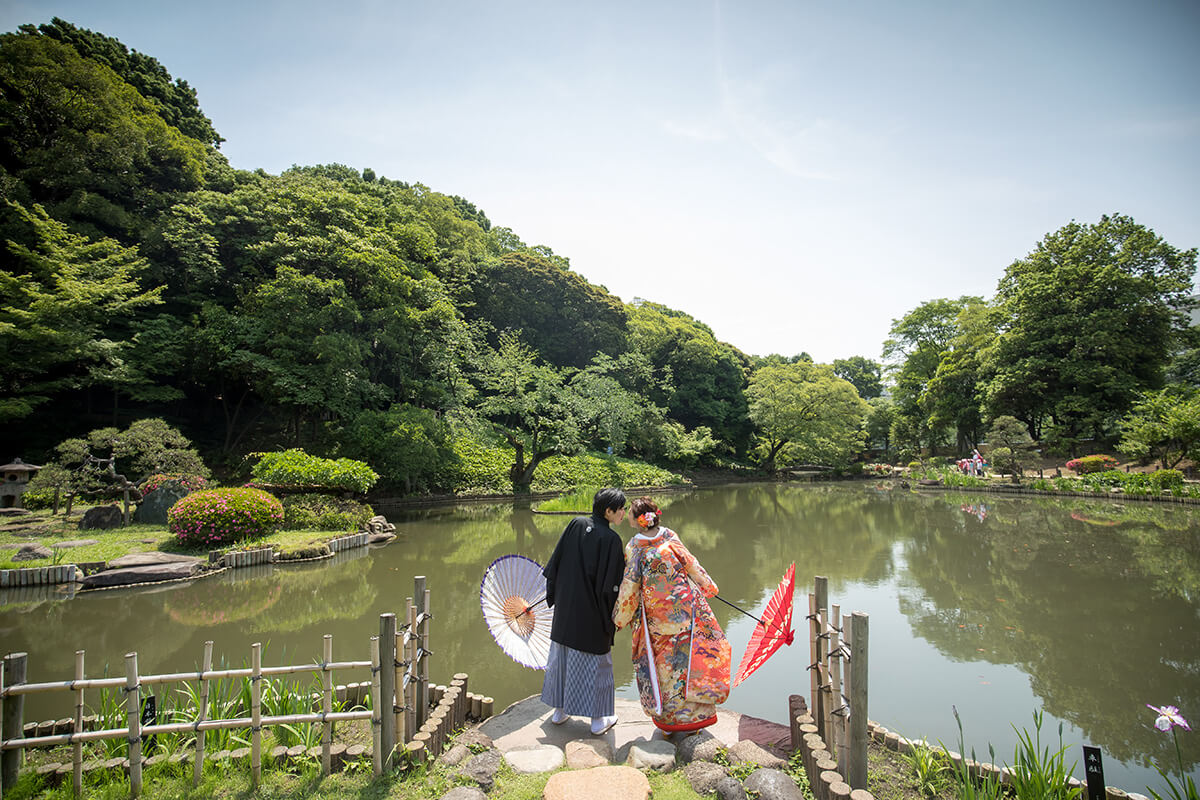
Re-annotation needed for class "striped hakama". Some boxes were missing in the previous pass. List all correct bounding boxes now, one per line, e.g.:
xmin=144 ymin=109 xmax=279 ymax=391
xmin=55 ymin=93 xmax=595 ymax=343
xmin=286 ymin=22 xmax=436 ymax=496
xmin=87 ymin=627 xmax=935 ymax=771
xmin=540 ymin=641 xmax=615 ymax=717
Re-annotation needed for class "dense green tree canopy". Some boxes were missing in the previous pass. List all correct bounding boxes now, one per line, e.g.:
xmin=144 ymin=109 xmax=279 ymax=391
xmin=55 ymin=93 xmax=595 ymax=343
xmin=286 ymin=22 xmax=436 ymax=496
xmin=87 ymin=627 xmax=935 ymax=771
xmin=832 ymin=356 xmax=883 ymax=400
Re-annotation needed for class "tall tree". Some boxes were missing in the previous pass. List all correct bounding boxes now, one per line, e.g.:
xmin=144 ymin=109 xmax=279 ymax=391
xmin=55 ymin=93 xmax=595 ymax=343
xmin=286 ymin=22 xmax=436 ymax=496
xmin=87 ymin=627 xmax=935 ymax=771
xmin=832 ymin=356 xmax=883 ymax=400
xmin=746 ymin=361 xmax=868 ymax=473
xmin=924 ymin=299 xmax=995 ymax=453
xmin=1117 ymin=389 xmax=1200 ymax=470
xmin=984 ymin=214 xmax=1196 ymax=452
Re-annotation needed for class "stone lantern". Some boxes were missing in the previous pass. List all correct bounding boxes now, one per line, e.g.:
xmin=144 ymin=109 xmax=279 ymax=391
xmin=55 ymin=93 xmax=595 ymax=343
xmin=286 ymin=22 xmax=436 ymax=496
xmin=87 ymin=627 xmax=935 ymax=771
xmin=0 ymin=458 xmax=42 ymax=509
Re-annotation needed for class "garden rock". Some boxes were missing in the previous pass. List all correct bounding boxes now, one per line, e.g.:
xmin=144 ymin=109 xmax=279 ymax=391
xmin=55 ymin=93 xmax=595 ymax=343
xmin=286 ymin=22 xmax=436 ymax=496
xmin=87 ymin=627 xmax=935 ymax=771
xmin=675 ymin=728 xmax=722 ymax=764
xmin=438 ymin=742 xmax=471 ymax=767
xmin=108 ymin=552 xmax=204 ymax=569
xmin=456 ymin=749 xmax=502 ymax=792
xmin=12 ymin=543 xmax=52 ymax=561
xmin=727 ymin=739 xmax=786 ymax=769
xmin=455 ymin=729 xmax=493 ymax=750
xmin=79 ymin=506 xmax=123 ymax=530
xmin=715 ymin=775 xmax=748 ymax=800
xmin=625 ymin=738 xmax=676 ymax=772
xmin=743 ymin=768 xmax=805 ymax=800
xmin=565 ymin=739 xmax=612 ymax=768
xmin=503 ymin=744 xmax=563 ymax=773
xmin=440 ymin=788 xmax=486 ymax=800
xmin=543 ymin=765 xmax=650 ymax=800
xmin=683 ymin=760 xmax=727 ymax=794
xmin=51 ymin=540 xmax=97 ymax=549
xmin=362 ymin=515 xmax=396 ymax=542
xmin=133 ymin=485 xmax=191 ymax=525
xmin=82 ymin=561 xmax=201 ymax=588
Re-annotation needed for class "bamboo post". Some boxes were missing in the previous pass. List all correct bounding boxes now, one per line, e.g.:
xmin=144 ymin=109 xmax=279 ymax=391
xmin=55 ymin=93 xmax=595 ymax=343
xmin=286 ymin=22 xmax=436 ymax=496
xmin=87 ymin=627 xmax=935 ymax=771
xmin=193 ymin=641 xmax=212 ymax=786
xmin=814 ymin=577 xmax=829 ymax=741
xmin=1 ymin=653 xmax=26 ymax=793
xmin=830 ymin=604 xmax=845 ymax=770
xmin=378 ymin=614 xmax=397 ymax=769
xmin=847 ymin=612 xmax=869 ymax=790
xmin=72 ymin=651 xmax=84 ymax=797
xmin=251 ymin=643 xmax=262 ymax=788
xmin=391 ymin=622 xmax=403 ymax=751
xmin=369 ymin=637 xmax=382 ymax=776
xmin=403 ymin=596 xmax=415 ymax=744
xmin=124 ymin=653 xmax=142 ymax=797
xmin=321 ymin=635 xmax=332 ymax=776
xmin=415 ymin=577 xmax=429 ymax=732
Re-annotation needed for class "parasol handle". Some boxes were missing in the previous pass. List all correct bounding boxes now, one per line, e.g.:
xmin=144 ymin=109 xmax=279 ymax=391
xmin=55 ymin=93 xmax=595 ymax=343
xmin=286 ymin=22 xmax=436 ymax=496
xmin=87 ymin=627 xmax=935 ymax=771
xmin=515 ymin=596 xmax=547 ymax=618
xmin=711 ymin=594 xmax=793 ymax=642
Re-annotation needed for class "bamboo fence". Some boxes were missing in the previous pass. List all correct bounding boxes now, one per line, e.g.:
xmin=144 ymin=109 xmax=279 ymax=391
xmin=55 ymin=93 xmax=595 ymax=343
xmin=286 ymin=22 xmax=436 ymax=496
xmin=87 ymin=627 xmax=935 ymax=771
xmin=0 ymin=575 xmax=461 ymax=798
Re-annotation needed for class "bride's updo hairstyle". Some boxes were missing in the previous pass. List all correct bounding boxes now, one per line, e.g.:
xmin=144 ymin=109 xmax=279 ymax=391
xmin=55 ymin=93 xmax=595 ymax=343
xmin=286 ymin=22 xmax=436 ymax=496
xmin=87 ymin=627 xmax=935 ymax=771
xmin=631 ymin=497 xmax=662 ymax=531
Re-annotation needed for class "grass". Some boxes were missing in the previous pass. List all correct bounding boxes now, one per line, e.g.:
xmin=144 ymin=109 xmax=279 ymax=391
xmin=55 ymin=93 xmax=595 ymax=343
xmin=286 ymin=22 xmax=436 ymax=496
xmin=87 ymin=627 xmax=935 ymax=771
xmin=0 ymin=507 xmax=356 ymax=569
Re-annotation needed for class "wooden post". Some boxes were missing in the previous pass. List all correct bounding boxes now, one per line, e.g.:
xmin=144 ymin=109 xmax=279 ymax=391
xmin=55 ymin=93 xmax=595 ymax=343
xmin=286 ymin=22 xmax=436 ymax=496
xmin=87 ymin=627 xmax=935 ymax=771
xmin=251 ymin=643 xmax=262 ymax=788
xmin=369 ymin=637 xmax=382 ymax=777
xmin=321 ymin=635 xmax=332 ymax=776
xmin=378 ymin=614 xmax=397 ymax=769
xmin=194 ymin=641 xmax=212 ymax=786
xmin=415 ymin=577 xmax=429 ymax=732
xmin=814 ymin=576 xmax=829 ymax=741
xmin=1 ymin=652 xmax=27 ymax=794
xmin=847 ymin=612 xmax=869 ymax=791
xmin=72 ymin=651 xmax=84 ymax=797
xmin=788 ymin=694 xmax=808 ymax=752
xmin=122 ymin=488 xmax=131 ymax=527
xmin=124 ymin=653 xmax=142 ymax=798
xmin=808 ymin=592 xmax=819 ymax=741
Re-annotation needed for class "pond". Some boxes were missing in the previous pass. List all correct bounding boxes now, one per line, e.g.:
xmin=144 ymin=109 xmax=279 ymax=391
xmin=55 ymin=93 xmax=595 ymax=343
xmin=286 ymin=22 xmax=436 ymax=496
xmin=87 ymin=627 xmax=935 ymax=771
xmin=2 ymin=483 xmax=1198 ymax=795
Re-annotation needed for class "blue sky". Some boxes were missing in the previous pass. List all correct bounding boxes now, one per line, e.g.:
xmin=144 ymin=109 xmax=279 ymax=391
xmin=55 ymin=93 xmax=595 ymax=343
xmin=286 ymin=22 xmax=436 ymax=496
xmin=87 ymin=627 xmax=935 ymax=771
xmin=3 ymin=1 xmax=1197 ymax=363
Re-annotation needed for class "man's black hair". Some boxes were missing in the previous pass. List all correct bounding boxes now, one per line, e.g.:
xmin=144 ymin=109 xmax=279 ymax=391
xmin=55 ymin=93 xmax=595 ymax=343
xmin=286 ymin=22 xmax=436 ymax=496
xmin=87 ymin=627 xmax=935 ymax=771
xmin=592 ymin=487 xmax=627 ymax=518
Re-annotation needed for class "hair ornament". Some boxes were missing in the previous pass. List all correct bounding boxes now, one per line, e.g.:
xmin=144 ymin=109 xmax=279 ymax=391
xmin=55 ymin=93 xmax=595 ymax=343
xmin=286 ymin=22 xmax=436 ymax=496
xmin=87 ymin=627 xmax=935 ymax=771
xmin=636 ymin=511 xmax=658 ymax=530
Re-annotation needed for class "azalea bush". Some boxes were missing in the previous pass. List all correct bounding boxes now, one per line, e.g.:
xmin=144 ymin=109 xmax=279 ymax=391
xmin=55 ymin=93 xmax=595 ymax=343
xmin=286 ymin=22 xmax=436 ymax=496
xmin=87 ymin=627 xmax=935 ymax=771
xmin=168 ymin=488 xmax=284 ymax=547
xmin=250 ymin=449 xmax=378 ymax=494
xmin=139 ymin=473 xmax=209 ymax=494
xmin=1065 ymin=454 xmax=1119 ymax=475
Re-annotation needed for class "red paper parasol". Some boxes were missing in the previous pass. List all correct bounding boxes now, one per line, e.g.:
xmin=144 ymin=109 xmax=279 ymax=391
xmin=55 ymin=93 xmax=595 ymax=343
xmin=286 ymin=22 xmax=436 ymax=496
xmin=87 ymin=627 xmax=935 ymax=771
xmin=731 ymin=562 xmax=796 ymax=687
xmin=480 ymin=554 xmax=554 ymax=669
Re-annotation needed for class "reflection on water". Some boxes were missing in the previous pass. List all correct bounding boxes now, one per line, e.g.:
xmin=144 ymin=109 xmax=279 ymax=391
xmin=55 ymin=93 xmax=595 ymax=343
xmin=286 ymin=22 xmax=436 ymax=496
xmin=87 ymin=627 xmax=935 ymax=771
xmin=1 ymin=485 xmax=1197 ymax=794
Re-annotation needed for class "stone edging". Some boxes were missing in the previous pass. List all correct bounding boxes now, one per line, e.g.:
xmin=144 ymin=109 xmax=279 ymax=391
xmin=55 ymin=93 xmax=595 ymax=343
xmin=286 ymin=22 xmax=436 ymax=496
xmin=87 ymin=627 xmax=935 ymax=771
xmin=913 ymin=482 xmax=1200 ymax=505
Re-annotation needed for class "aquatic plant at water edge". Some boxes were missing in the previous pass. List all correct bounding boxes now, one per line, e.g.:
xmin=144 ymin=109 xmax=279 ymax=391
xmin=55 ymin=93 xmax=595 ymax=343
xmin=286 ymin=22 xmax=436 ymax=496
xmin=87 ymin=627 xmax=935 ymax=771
xmin=903 ymin=740 xmax=951 ymax=797
xmin=168 ymin=487 xmax=284 ymax=547
xmin=1007 ymin=709 xmax=1080 ymax=800
xmin=1146 ymin=703 xmax=1199 ymax=800
xmin=939 ymin=707 xmax=1005 ymax=800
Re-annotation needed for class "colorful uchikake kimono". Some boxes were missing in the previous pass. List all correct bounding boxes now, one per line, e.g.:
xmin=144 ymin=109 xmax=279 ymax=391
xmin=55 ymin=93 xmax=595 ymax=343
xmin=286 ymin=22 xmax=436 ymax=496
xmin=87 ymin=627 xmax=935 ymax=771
xmin=612 ymin=527 xmax=731 ymax=732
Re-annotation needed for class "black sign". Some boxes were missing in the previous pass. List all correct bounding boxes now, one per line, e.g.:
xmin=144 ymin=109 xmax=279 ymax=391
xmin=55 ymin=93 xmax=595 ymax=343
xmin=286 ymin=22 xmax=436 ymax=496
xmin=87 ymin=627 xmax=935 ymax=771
xmin=1083 ymin=745 xmax=1105 ymax=800
xmin=141 ymin=695 xmax=157 ymax=748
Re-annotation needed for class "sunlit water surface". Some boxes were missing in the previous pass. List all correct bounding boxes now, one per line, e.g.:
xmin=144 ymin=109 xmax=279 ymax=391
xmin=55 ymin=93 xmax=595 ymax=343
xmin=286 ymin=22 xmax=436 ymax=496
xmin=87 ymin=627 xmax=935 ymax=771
xmin=2 ymin=483 xmax=1197 ymax=794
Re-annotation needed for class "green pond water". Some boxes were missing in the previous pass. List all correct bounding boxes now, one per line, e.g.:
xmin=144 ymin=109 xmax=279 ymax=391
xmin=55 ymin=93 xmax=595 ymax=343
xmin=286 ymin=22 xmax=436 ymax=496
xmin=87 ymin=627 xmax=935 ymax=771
xmin=2 ymin=483 xmax=1198 ymax=795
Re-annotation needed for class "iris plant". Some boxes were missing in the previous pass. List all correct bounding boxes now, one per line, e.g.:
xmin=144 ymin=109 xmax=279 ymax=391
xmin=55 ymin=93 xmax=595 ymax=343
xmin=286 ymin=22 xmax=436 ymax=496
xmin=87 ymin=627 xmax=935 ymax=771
xmin=1146 ymin=704 xmax=1198 ymax=800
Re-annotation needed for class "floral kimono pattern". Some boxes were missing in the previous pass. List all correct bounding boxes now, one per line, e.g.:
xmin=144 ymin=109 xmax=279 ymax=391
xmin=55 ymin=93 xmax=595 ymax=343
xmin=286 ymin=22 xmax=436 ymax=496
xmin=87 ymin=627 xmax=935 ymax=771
xmin=612 ymin=528 xmax=731 ymax=731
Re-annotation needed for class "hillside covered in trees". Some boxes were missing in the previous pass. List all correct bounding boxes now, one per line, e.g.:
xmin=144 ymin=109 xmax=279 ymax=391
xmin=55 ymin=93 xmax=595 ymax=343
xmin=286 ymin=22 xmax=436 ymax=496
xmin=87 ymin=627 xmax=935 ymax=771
xmin=2 ymin=19 xmax=1197 ymax=494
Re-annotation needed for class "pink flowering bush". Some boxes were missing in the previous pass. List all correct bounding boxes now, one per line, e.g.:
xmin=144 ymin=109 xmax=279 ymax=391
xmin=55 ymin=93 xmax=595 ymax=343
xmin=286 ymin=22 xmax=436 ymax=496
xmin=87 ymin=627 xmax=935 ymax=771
xmin=168 ymin=488 xmax=284 ymax=548
xmin=1065 ymin=454 xmax=1119 ymax=475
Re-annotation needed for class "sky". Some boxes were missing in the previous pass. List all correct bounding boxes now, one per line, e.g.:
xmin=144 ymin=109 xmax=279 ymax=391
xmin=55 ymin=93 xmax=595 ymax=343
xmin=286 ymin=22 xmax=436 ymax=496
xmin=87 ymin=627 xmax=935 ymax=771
xmin=3 ymin=0 xmax=1198 ymax=363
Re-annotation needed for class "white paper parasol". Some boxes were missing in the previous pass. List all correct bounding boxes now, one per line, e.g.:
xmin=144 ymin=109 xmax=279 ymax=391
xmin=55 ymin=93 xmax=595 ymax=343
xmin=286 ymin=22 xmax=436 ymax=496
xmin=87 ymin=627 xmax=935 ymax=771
xmin=480 ymin=554 xmax=554 ymax=669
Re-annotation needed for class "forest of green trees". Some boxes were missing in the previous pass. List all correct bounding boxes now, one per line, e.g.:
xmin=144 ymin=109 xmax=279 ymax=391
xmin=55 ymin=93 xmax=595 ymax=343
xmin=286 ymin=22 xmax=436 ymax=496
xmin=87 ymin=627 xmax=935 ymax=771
xmin=2 ymin=19 xmax=1197 ymax=495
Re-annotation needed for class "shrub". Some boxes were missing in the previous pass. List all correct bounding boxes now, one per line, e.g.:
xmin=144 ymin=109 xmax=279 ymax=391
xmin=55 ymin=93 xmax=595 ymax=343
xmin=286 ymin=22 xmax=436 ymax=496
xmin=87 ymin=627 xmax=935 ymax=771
xmin=168 ymin=488 xmax=284 ymax=548
xmin=139 ymin=473 xmax=209 ymax=494
xmin=1065 ymin=454 xmax=1119 ymax=475
xmin=1150 ymin=469 xmax=1185 ymax=492
xmin=281 ymin=494 xmax=374 ymax=532
xmin=250 ymin=449 xmax=378 ymax=494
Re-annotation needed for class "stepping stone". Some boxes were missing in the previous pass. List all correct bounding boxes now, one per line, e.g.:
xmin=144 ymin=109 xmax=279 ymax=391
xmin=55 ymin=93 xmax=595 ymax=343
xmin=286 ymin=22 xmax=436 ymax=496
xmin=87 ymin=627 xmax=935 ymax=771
xmin=625 ymin=738 xmax=676 ymax=772
xmin=504 ymin=744 xmax=564 ymax=773
xmin=107 ymin=552 xmax=203 ymax=568
xmin=455 ymin=729 xmax=493 ymax=750
xmin=715 ymin=775 xmax=748 ymax=800
xmin=456 ymin=749 xmax=502 ymax=792
xmin=684 ymin=760 xmax=727 ymax=794
xmin=727 ymin=739 xmax=786 ymax=769
xmin=440 ymin=788 xmax=486 ymax=800
xmin=566 ymin=739 xmax=613 ymax=768
xmin=82 ymin=562 xmax=201 ymax=588
xmin=52 ymin=540 xmax=98 ymax=549
xmin=744 ymin=767 xmax=806 ymax=800
xmin=12 ymin=543 xmax=52 ymax=561
xmin=676 ymin=728 xmax=722 ymax=763
xmin=543 ymin=765 xmax=650 ymax=800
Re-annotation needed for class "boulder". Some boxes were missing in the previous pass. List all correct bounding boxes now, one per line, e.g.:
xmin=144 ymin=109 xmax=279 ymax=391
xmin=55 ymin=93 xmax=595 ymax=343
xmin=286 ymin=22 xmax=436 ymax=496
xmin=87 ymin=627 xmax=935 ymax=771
xmin=625 ymin=738 xmax=676 ymax=772
xmin=503 ymin=744 xmax=564 ymax=773
xmin=676 ymin=728 xmax=722 ymax=764
xmin=727 ymin=739 xmax=786 ymax=769
xmin=133 ymin=485 xmax=191 ymax=525
xmin=684 ymin=760 xmax=728 ymax=794
xmin=456 ymin=749 xmax=502 ymax=792
xmin=715 ymin=776 xmax=748 ymax=800
xmin=12 ymin=543 xmax=52 ymax=561
xmin=543 ymin=765 xmax=650 ymax=800
xmin=79 ymin=506 xmax=123 ymax=530
xmin=82 ymin=561 xmax=202 ymax=589
xmin=454 ymin=729 xmax=493 ymax=750
xmin=565 ymin=739 xmax=613 ymax=769
xmin=437 ymin=743 xmax=471 ymax=767
xmin=743 ymin=768 xmax=806 ymax=800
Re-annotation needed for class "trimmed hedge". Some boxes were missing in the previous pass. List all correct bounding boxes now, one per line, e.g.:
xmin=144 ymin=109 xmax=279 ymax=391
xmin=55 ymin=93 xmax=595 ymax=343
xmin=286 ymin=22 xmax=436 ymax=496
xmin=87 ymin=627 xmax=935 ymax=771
xmin=250 ymin=449 xmax=379 ymax=494
xmin=1065 ymin=454 xmax=1119 ymax=475
xmin=168 ymin=488 xmax=284 ymax=547
xmin=282 ymin=494 xmax=374 ymax=532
